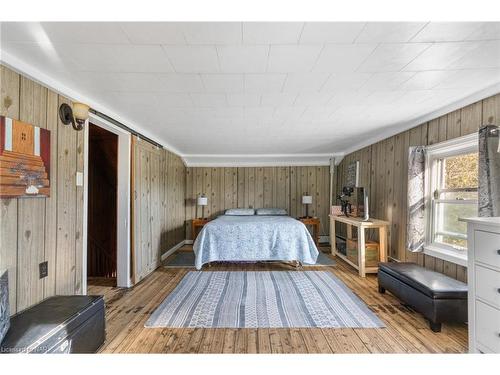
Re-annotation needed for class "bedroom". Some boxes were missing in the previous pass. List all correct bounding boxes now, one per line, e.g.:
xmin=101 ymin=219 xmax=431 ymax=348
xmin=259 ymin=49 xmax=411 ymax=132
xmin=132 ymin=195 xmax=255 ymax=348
xmin=1 ymin=0 xmax=500 ymax=372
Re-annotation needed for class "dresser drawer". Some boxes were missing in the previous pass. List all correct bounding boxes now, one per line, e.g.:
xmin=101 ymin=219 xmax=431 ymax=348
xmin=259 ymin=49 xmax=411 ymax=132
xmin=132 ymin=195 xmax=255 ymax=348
xmin=476 ymin=300 xmax=500 ymax=353
xmin=474 ymin=230 xmax=500 ymax=269
xmin=476 ymin=265 xmax=500 ymax=309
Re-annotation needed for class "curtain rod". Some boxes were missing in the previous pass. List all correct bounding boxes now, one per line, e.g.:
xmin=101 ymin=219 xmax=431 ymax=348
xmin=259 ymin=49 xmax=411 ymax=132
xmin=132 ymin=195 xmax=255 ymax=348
xmin=89 ymin=108 xmax=163 ymax=149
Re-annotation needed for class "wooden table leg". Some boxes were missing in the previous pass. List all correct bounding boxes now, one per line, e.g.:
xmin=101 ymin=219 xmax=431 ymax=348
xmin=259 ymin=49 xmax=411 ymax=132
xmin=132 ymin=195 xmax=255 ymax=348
xmin=358 ymin=227 xmax=366 ymax=277
xmin=315 ymin=222 xmax=319 ymax=247
xmin=379 ymin=226 xmax=388 ymax=263
xmin=330 ymin=219 xmax=336 ymax=256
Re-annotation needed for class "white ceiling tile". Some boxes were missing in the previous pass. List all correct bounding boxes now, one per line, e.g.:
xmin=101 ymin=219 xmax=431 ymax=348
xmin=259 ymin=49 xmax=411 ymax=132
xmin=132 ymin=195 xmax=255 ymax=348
xmin=301 ymin=106 xmax=337 ymax=121
xmin=202 ymin=74 xmax=245 ymax=92
xmin=61 ymin=44 xmax=175 ymax=73
xmin=357 ymin=43 xmax=431 ymax=72
xmin=300 ymin=22 xmax=365 ymax=44
xmin=267 ymin=45 xmax=323 ymax=72
xmin=181 ymin=22 xmax=241 ymax=44
xmin=321 ymin=73 xmax=372 ymax=91
xmin=155 ymin=93 xmax=194 ymax=107
xmin=403 ymin=42 xmax=480 ymax=71
xmin=261 ymin=93 xmax=298 ymax=106
xmin=163 ymin=46 xmax=219 ymax=73
xmin=294 ymin=92 xmax=335 ymax=106
xmin=447 ymin=40 xmax=500 ymax=69
xmin=359 ymin=72 xmax=415 ymax=91
xmin=313 ymin=44 xmax=377 ymax=72
xmin=244 ymin=107 xmax=275 ymax=119
xmin=326 ymin=90 xmax=372 ymax=108
xmin=435 ymin=68 xmax=500 ymax=89
xmin=244 ymin=74 xmax=287 ymax=93
xmin=282 ymin=73 xmax=331 ymax=92
xmin=1 ymin=42 xmax=82 ymax=72
xmin=272 ymin=106 xmax=307 ymax=121
xmin=354 ymin=22 xmax=427 ymax=43
xmin=1 ymin=22 xmax=48 ymax=43
xmin=119 ymin=22 xmax=186 ymax=44
xmin=39 ymin=22 xmax=130 ymax=44
xmin=157 ymin=74 xmax=205 ymax=92
xmin=66 ymin=71 xmax=123 ymax=92
xmin=399 ymin=70 xmax=457 ymax=90
xmin=103 ymin=91 xmax=159 ymax=110
xmin=411 ymin=22 xmax=487 ymax=42
xmin=242 ymin=22 xmax=303 ymax=44
xmin=465 ymin=22 xmax=500 ymax=41
xmin=217 ymin=45 xmax=269 ymax=73
xmin=363 ymin=91 xmax=406 ymax=106
xmin=226 ymin=93 xmax=262 ymax=106
xmin=190 ymin=93 xmax=227 ymax=107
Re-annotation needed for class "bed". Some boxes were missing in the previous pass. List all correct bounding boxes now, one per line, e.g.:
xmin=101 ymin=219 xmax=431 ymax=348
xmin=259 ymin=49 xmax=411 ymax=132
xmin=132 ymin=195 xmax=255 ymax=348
xmin=193 ymin=211 xmax=319 ymax=270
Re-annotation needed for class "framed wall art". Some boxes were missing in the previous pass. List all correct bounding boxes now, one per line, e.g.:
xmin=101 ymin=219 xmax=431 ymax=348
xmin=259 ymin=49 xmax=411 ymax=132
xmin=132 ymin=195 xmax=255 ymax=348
xmin=0 ymin=115 xmax=51 ymax=198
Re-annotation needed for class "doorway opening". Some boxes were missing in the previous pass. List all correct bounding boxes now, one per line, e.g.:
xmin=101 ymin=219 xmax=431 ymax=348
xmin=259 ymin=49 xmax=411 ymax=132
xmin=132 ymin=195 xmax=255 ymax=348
xmin=87 ymin=123 xmax=118 ymax=287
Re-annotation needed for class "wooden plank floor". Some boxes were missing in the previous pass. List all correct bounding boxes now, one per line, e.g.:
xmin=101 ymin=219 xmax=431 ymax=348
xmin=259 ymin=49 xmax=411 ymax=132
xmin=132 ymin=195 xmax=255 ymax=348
xmin=88 ymin=245 xmax=468 ymax=354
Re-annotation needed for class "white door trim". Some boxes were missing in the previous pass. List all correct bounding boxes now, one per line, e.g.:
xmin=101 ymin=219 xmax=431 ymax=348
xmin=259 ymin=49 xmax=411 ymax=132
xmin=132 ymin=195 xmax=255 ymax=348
xmin=84 ymin=113 xmax=132 ymax=289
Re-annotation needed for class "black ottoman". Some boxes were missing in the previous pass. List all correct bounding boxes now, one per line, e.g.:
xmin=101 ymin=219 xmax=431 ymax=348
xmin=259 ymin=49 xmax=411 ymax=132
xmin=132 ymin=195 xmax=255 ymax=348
xmin=1 ymin=295 xmax=105 ymax=353
xmin=378 ymin=262 xmax=467 ymax=332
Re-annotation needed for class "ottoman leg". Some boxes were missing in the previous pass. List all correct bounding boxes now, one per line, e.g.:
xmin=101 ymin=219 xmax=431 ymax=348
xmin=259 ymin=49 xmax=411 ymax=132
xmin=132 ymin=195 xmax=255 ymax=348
xmin=429 ymin=321 xmax=441 ymax=332
xmin=378 ymin=285 xmax=386 ymax=294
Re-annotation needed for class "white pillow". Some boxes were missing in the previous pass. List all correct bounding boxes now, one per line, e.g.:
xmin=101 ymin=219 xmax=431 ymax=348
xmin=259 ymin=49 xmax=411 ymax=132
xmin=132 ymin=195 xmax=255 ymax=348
xmin=225 ymin=208 xmax=255 ymax=216
xmin=255 ymin=208 xmax=288 ymax=216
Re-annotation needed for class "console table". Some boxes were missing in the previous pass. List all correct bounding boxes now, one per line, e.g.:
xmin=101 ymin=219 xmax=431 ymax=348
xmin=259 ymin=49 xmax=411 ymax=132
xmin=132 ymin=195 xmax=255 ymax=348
xmin=330 ymin=215 xmax=389 ymax=277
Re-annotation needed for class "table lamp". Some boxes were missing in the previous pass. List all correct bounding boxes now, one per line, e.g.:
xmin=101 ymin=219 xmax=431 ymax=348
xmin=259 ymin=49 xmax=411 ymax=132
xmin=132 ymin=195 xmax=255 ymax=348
xmin=302 ymin=194 xmax=313 ymax=218
xmin=197 ymin=194 xmax=208 ymax=219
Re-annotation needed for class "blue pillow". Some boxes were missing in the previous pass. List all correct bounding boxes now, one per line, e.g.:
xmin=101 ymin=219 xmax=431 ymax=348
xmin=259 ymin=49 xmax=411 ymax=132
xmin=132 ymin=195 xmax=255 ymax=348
xmin=225 ymin=208 xmax=255 ymax=216
xmin=256 ymin=208 xmax=288 ymax=216
xmin=0 ymin=269 xmax=10 ymax=343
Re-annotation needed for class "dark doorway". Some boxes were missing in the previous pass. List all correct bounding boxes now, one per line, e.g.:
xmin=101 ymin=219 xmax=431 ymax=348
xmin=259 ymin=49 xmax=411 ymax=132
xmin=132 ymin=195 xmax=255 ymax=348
xmin=87 ymin=123 xmax=118 ymax=287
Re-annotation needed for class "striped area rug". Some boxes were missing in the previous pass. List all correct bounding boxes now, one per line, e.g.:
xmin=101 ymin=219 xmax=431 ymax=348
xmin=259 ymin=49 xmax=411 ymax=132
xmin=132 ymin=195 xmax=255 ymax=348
xmin=145 ymin=271 xmax=384 ymax=328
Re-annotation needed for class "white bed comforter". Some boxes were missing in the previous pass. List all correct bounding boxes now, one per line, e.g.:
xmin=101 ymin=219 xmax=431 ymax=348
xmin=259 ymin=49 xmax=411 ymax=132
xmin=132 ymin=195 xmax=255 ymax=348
xmin=193 ymin=215 xmax=319 ymax=270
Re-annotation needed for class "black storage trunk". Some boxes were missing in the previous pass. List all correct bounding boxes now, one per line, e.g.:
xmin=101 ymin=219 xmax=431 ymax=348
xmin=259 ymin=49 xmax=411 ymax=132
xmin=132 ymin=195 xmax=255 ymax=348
xmin=1 ymin=295 xmax=105 ymax=354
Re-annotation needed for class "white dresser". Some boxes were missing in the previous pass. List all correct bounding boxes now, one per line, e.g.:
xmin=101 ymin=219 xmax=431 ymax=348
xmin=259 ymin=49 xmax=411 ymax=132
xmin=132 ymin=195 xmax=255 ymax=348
xmin=463 ymin=217 xmax=500 ymax=353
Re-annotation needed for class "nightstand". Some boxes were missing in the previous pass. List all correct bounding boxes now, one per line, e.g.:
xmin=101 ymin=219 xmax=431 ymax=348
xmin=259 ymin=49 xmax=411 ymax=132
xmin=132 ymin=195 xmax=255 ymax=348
xmin=192 ymin=218 xmax=209 ymax=241
xmin=298 ymin=217 xmax=320 ymax=246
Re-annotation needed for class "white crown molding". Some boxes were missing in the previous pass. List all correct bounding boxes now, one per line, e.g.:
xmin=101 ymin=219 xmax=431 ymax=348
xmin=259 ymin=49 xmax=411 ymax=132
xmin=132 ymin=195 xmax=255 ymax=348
xmin=183 ymin=153 xmax=344 ymax=167
xmin=341 ymin=82 xmax=500 ymax=156
xmin=0 ymin=50 xmax=185 ymax=159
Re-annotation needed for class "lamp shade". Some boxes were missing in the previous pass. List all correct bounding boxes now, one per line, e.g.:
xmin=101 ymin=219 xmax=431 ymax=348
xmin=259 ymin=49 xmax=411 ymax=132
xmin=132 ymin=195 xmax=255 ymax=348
xmin=72 ymin=102 xmax=90 ymax=122
xmin=197 ymin=196 xmax=208 ymax=206
xmin=302 ymin=195 xmax=313 ymax=204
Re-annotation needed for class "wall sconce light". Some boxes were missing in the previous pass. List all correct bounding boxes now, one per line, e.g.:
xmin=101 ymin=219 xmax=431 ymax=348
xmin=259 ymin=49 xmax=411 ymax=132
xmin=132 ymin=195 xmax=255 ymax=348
xmin=59 ymin=102 xmax=90 ymax=131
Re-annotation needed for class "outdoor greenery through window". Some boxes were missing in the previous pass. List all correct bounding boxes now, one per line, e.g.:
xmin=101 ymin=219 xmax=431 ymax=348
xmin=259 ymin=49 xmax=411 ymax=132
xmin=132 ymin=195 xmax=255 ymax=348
xmin=432 ymin=152 xmax=478 ymax=250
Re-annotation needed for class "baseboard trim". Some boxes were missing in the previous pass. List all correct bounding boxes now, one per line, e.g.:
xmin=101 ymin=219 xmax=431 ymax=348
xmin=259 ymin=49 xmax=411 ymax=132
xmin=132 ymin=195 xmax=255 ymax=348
xmin=160 ymin=240 xmax=186 ymax=261
xmin=184 ymin=240 xmax=194 ymax=245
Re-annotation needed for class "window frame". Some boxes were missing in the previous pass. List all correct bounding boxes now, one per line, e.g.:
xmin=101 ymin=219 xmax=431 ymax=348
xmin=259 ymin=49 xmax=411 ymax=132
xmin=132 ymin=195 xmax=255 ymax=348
xmin=424 ymin=132 xmax=478 ymax=266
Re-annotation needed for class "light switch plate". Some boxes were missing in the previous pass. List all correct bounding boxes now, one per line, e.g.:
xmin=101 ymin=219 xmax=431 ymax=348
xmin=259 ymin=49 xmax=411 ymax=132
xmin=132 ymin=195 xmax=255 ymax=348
xmin=76 ymin=172 xmax=84 ymax=186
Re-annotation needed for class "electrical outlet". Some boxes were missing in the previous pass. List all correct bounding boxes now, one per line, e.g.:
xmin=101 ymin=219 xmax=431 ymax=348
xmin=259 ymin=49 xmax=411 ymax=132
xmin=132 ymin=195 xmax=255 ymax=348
xmin=39 ymin=261 xmax=48 ymax=279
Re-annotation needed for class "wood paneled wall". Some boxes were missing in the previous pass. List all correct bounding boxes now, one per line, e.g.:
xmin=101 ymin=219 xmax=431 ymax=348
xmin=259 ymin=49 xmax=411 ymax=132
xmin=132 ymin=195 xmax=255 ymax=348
xmin=0 ymin=65 xmax=188 ymax=310
xmin=132 ymin=136 xmax=186 ymax=283
xmin=337 ymin=93 xmax=500 ymax=282
xmin=185 ymin=166 xmax=330 ymax=240
xmin=0 ymin=65 xmax=84 ymax=314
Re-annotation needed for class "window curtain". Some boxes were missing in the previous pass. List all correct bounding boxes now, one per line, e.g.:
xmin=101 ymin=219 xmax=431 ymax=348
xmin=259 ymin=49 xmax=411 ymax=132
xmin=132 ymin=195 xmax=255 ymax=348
xmin=407 ymin=146 xmax=426 ymax=252
xmin=478 ymin=125 xmax=500 ymax=217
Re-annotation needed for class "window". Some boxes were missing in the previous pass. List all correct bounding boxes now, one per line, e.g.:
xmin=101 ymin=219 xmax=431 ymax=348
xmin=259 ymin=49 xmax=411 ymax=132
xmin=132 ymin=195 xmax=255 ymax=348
xmin=425 ymin=133 xmax=478 ymax=265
